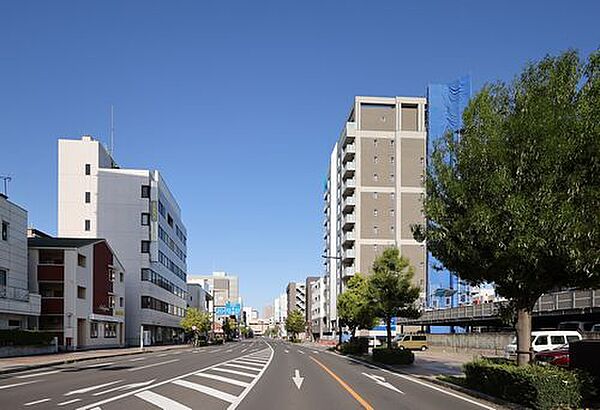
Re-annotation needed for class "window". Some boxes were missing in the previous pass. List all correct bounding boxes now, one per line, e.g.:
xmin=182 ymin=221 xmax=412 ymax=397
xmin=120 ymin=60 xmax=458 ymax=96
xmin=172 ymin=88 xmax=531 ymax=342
xmin=141 ymin=185 xmax=151 ymax=198
xmin=8 ymin=319 xmax=20 ymax=327
xmin=373 ymin=173 xmax=378 ymax=182
xmin=158 ymin=201 xmax=166 ymax=218
xmin=566 ymin=335 xmax=580 ymax=343
xmin=390 ymin=209 xmax=395 ymax=217
xmin=373 ymin=138 xmax=378 ymax=147
xmin=119 ymin=297 xmax=124 ymax=307
xmin=373 ymin=209 xmax=378 ymax=217
xmin=77 ymin=286 xmax=86 ymax=299
xmin=390 ymin=156 xmax=395 ymax=163
xmin=119 ymin=272 xmax=124 ymax=282
xmin=390 ymin=173 xmax=395 ymax=181
xmin=373 ymin=192 xmax=378 ymax=199
xmin=141 ymin=240 xmax=150 ymax=253
xmin=390 ymin=225 xmax=395 ymax=232
xmin=534 ymin=336 xmax=548 ymax=346
xmin=85 ymin=191 xmax=91 ymax=203
xmin=391 ymin=192 xmax=395 ymax=201
xmin=390 ymin=139 xmax=395 ymax=147
xmin=90 ymin=322 xmax=98 ymax=338
xmin=550 ymin=335 xmax=565 ymax=345
xmin=141 ymin=213 xmax=150 ymax=226
xmin=85 ymin=164 xmax=91 ymax=175
xmin=373 ymin=156 xmax=378 ymax=164
xmin=77 ymin=254 xmax=86 ymax=267
xmin=2 ymin=221 xmax=8 ymax=241
xmin=167 ymin=214 xmax=173 ymax=227
xmin=84 ymin=219 xmax=90 ymax=231
xmin=373 ymin=225 xmax=379 ymax=235
xmin=108 ymin=295 xmax=115 ymax=309
xmin=104 ymin=323 xmax=117 ymax=338
xmin=39 ymin=249 xmax=64 ymax=264
xmin=0 ymin=269 xmax=6 ymax=287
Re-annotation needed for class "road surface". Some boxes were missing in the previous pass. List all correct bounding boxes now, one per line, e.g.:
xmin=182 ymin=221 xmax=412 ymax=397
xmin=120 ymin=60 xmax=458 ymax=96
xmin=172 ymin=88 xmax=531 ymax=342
xmin=0 ymin=338 xmax=498 ymax=409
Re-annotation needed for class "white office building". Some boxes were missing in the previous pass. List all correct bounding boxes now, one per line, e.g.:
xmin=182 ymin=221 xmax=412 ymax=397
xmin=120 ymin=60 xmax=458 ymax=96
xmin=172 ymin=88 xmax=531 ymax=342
xmin=58 ymin=136 xmax=188 ymax=346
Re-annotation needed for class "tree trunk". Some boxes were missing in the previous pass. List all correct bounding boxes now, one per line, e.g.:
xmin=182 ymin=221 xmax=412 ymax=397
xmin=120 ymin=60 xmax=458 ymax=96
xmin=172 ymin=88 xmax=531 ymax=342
xmin=516 ymin=308 xmax=532 ymax=366
xmin=386 ymin=317 xmax=392 ymax=349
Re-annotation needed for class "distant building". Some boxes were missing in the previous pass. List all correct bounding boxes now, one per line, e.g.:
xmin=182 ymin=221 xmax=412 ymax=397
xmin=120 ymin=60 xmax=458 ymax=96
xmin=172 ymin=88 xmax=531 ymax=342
xmin=28 ymin=235 xmax=126 ymax=350
xmin=323 ymin=144 xmax=339 ymax=335
xmin=0 ymin=195 xmax=41 ymax=330
xmin=309 ymin=277 xmax=326 ymax=340
xmin=186 ymin=282 xmax=212 ymax=313
xmin=263 ymin=304 xmax=273 ymax=323
xmin=58 ymin=136 xmax=188 ymax=346
xmin=286 ymin=281 xmax=306 ymax=317
xmin=273 ymin=292 xmax=287 ymax=325
xmin=189 ymin=272 xmax=239 ymax=309
xmin=304 ymin=276 xmax=319 ymax=336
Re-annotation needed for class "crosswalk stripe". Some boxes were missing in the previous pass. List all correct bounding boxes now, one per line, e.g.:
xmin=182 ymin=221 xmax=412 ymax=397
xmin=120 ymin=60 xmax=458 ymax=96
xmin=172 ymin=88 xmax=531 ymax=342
xmin=222 ymin=363 xmax=261 ymax=372
xmin=231 ymin=360 xmax=264 ymax=368
xmin=195 ymin=372 xmax=250 ymax=387
xmin=172 ymin=380 xmax=237 ymax=403
xmin=135 ymin=390 xmax=191 ymax=410
xmin=212 ymin=367 xmax=257 ymax=378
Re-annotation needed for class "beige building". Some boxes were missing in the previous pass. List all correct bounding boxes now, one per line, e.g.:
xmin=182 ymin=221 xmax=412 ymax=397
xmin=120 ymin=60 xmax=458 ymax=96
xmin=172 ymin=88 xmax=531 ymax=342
xmin=325 ymin=96 xmax=427 ymax=304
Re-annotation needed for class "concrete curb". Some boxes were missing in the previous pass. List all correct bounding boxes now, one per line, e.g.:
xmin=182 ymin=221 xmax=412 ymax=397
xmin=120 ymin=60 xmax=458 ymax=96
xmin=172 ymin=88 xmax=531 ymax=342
xmin=0 ymin=344 xmax=188 ymax=376
xmin=331 ymin=351 xmax=512 ymax=409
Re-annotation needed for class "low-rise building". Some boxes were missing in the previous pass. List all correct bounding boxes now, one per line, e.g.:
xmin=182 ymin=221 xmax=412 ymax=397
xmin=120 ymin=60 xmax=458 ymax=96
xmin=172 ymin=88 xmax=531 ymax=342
xmin=187 ymin=282 xmax=212 ymax=313
xmin=28 ymin=234 xmax=126 ymax=350
xmin=310 ymin=277 xmax=326 ymax=340
xmin=0 ymin=194 xmax=41 ymax=329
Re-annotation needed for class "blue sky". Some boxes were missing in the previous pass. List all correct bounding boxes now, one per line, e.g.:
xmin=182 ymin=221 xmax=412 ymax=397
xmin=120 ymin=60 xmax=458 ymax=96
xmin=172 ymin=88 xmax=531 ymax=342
xmin=1 ymin=1 xmax=598 ymax=312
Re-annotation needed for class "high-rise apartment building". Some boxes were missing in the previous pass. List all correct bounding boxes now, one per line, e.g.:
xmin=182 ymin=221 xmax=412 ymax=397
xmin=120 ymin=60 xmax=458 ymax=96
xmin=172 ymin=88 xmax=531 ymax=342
xmin=323 ymin=144 xmax=339 ymax=334
xmin=286 ymin=281 xmax=306 ymax=317
xmin=324 ymin=96 xmax=428 ymax=306
xmin=58 ymin=136 xmax=188 ymax=346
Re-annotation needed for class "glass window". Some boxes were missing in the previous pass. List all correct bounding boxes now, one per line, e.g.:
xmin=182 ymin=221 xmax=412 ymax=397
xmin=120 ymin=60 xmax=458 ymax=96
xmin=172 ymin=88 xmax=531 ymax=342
xmin=77 ymin=286 xmax=86 ymax=299
xmin=85 ymin=164 xmax=91 ymax=175
xmin=566 ymin=335 xmax=581 ymax=343
xmin=119 ymin=297 xmax=124 ymax=307
xmin=84 ymin=219 xmax=90 ymax=231
xmin=534 ymin=335 xmax=548 ymax=345
xmin=119 ymin=272 xmax=124 ymax=282
xmin=90 ymin=322 xmax=98 ymax=338
xmin=373 ymin=173 xmax=378 ymax=181
xmin=2 ymin=221 xmax=8 ymax=241
xmin=550 ymin=335 xmax=565 ymax=345
xmin=85 ymin=192 xmax=91 ymax=203
xmin=104 ymin=323 xmax=117 ymax=338
xmin=77 ymin=254 xmax=86 ymax=267
xmin=0 ymin=269 xmax=6 ymax=287
xmin=141 ymin=241 xmax=150 ymax=253
xmin=141 ymin=185 xmax=151 ymax=198
xmin=141 ymin=213 xmax=150 ymax=226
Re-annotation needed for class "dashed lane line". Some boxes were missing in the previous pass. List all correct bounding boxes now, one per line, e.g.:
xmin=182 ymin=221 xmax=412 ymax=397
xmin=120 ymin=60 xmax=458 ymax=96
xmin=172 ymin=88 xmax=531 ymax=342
xmin=127 ymin=358 xmax=179 ymax=372
xmin=57 ymin=398 xmax=82 ymax=406
xmin=16 ymin=370 xmax=61 ymax=379
xmin=0 ymin=380 xmax=40 ymax=389
xmin=23 ymin=398 xmax=51 ymax=406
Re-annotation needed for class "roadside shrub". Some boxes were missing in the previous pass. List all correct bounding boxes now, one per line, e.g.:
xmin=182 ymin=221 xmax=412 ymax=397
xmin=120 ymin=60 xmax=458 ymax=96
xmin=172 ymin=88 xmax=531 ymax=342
xmin=372 ymin=348 xmax=414 ymax=365
xmin=463 ymin=359 xmax=596 ymax=410
xmin=0 ymin=330 xmax=55 ymax=347
xmin=339 ymin=339 xmax=368 ymax=355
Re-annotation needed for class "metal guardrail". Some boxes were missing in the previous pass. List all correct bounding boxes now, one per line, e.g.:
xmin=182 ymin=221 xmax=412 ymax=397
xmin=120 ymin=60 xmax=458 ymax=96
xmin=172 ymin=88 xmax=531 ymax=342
xmin=0 ymin=285 xmax=30 ymax=301
xmin=400 ymin=289 xmax=600 ymax=325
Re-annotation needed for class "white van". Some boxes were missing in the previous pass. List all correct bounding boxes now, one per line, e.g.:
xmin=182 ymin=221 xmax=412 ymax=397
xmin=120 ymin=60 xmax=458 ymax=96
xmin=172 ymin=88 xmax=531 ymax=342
xmin=504 ymin=330 xmax=582 ymax=357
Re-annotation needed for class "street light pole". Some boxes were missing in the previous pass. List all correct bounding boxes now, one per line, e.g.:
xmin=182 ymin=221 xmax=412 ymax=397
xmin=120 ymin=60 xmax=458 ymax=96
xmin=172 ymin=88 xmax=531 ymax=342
xmin=322 ymin=254 xmax=343 ymax=345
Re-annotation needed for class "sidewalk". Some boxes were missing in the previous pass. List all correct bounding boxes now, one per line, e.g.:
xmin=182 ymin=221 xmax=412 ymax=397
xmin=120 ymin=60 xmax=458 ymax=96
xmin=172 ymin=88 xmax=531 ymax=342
xmin=0 ymin=344 xmax=189 ymax=375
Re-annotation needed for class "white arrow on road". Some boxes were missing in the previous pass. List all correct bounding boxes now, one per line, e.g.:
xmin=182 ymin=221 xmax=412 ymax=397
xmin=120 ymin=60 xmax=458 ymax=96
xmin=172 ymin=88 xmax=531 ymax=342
xmin=362 ymin=373 xmax=404 ymax=394
xmin=292 ymin=369 xmax=304 ymax=389
xmin=92 ymin=379 xmax=156 ymax=396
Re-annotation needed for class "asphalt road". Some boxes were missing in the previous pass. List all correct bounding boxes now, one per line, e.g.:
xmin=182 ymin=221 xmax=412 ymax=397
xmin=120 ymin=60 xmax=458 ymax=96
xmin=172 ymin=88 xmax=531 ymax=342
xmin=0 ymin=338 xmax=499 ymax=409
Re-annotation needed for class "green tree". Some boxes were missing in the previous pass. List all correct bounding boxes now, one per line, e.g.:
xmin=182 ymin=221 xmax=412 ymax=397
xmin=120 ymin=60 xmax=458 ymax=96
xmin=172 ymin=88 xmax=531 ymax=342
xmin=180 ymin=308 xmax=211 ymax=344
xmin=222 ymin=317 xmax=238 ymax=341
xmin=337 ymin=273 xmax=377 ymax=338
xmin=414 ymin=50 xmax=600 ymax=365
xmin=369 ymin=248 xmax=420 ymax=349
xmin=285 ymin=309 xmax=306 ymax=342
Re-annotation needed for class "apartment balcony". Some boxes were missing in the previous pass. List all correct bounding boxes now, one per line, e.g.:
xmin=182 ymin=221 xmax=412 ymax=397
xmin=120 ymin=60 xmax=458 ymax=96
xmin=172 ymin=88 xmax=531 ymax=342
xmin=342 ymin=143 xmax=356 ymax=162
xmin=343 ymin=248 xmax=356 ymax=261
xmin=343 ymin=266 xmax=356 ymax=278
xmin=342 ymin=161 xmax=356 ymax=179
xmin=37 ymin=265 xmax=64 ymax=282
xmin=342 ymin=195 xmax=355 ymax=213
xmin=41 ymin=297 xmax=64 ymax=315
xmin=0 ymin=286 xmax=41 ymax=316
xmin=342 ymin=178 xmax=356 ymax=197
xmin=342 ymin=231 xmax=355 ymax=247
xmin=341 ymin=122 xmax=356 ymax=148
xmin=342 ymin=213 xmax=356 ymax=230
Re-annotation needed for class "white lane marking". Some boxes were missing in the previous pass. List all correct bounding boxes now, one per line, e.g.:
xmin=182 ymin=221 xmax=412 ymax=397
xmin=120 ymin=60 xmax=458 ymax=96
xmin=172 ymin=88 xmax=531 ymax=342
xmin=16 ymin=370 xmax=61 ymax=379
xmin=362 ymin=372 xmax=404 ymax=394
xmin=238 ymin=357 xmax=268 ymax=363
xmin=93 ymin=379 xmax=156 ymax=396
xmin=135 ymin=390 xmax=191 ymax=410
xmin=171 ymin=351 xmax=182 ymax=355
xmin=231 ymin=359 xmax=264 ymax=367
xmin=0 ymin=380 xmax=39 ymax=389
xmin=240 ymin=348 xmax=247 ymax=353
xmin=292 ymin=369 xmax=304 ymax=390
xmin=339 ymin=354 xmax=496 ymax=410
xmin=77 ymin=340 xmax=273 ymax=410
xmin=84 ymin=362 xmax=114 ymax=368
xmin=284 ymin=349 xmax=289 ymax=353
xmin=129 ymin=357 xmax=146 ymax=362
xmin=173 ymin=379 xmax=237 ymax=403
xmin=312 ymin=351 xmax=319 ymax=354
xmin=297 ymin=350 xmax=305 ymax=355
xmin=57 ymin=398 xmax=82 ymax=406
xmin=157 ymin=353 xmax=169 ymax=357
xmin=65 ymin=380 xmax=123 ymax=396
xmin=227 ymin=340 xmax=275 ymax=410
xmin=195 ymin=372 xmax=250 ymax=387
xmin=211 ymin=367 xmax=258 ymax=378
xmin=128 ymin=359 xmax=179 ymax=372
xmin=222 ymin=363 xmax=261 ymax=372
xmin=23 ymin=398 xmax=51 ymax=406
xmin=226 ymin=349 xmax=233 ymax=353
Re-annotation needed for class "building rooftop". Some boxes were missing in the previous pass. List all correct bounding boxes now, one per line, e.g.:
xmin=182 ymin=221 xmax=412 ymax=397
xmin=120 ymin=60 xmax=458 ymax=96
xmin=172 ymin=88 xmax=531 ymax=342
xmin=28 ymin=237 xmax=103 ymax=249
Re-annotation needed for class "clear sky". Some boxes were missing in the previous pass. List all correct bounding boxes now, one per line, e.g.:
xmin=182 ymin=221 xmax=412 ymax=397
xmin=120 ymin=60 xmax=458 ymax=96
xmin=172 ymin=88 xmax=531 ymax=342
xmin=1 ymin=1 xmax=598 ymax=313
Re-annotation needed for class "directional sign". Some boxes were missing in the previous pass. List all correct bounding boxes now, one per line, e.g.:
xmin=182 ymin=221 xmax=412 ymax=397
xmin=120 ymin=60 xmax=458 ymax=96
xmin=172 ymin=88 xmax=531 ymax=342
xmin=362 ymin=373 xmax=404 ymax=394
xmin=292 ymin=369 xmax=304 ymax=389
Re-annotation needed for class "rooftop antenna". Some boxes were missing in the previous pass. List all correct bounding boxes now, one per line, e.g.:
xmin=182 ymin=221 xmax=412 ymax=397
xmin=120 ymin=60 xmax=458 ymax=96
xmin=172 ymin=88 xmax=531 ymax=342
xmin=109 ymin=104 xmax=115 ymax=157
xmin=0 ymin=175 xmax=12 ymax=196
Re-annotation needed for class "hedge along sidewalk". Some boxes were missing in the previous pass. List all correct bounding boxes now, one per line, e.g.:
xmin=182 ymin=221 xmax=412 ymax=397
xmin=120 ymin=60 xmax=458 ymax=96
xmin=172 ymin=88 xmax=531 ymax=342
xmin=329 ymin=350 xmax=503 ymax=410
xmin=0 ymin=344 xmax=190 ymax=375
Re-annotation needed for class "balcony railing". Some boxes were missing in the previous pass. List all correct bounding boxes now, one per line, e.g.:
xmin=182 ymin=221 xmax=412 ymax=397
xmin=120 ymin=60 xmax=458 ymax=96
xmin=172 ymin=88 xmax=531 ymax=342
xmin=342 ymin=144 xmax=356 ymax=162
xmin=343 ymin=161 xmax=356 ymax=178
xmin=342 ymin=179 xmax=356 ymax=196
xmin=343 ymin=266 xmax=356 ymax=277
xmin=342 ymin=213 xmax=356 ymax=230
xmin=342 ymin=231 xmax=355 ymax=245
xmin=343 ymin=249 xmax=356 ymax=260
xmin=342 ymin=196 xmax=355 ymax=213
xmin=0 ymin=285 xmax=30 ymax=301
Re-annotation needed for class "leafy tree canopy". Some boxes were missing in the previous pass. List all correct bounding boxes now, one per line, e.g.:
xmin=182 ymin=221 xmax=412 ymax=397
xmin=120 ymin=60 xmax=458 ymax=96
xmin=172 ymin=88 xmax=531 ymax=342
xmin=180 ymin=308 xmax=211 ymax=334
xmin=337 ymin=273 xmax=377 ymax=337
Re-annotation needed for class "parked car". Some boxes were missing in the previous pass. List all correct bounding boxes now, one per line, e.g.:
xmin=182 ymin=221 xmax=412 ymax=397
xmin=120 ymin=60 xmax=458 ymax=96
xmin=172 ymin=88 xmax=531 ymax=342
xmin=558 ymin=321 xmax=595 ymax=332
xmin=534 ymin=344 xmax=570 ymax=367
xmin=393 ymin=334 xmax=428 ymax=351
xmin=368 ymin=336 xmax=387 ymax=348
xmin=590 ymin=324 xmax=600 ymax=332
xmin=505 ymin=330 xmax=582 ymax=357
